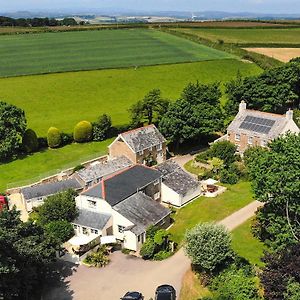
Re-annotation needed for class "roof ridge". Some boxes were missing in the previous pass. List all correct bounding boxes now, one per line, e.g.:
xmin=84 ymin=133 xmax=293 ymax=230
xmin=103 ymin=164 xmax=136 ymax=182
xmin=120 ymin=124 xmax=155 ymax=136
xmin=245 ymin=109 xmax=286 ymax=118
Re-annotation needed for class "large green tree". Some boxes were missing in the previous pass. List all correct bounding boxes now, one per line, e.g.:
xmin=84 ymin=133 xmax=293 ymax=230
xmin=184 ymin=223 xmax=233 ymax=273
xmin=129 ymin=89 xmax=169 ymax=127
xmin=92 ymin=114 xmax=112 ymax=141
xmin=225 ymin=62 xmax=300 ymax=115
xmin=159 ymin=82 xmax=223 ymax=145
xmin=38 ymin=189 xmax=78 ymax=225
xmin=0 ymin=101 xmax=27 ymax=161
xmin=245 ymin=134 xmax=300 ymax=250
xmin=0 ymin=208 xmax=58 ymax=299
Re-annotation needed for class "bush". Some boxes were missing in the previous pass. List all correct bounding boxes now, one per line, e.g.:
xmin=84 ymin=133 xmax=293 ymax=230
xmin=140 ymin=239 xmax=156 ymax=259
xmin=185 ymin=223 xmax=233 ymax=273
xmin=220 ymin=168 xmax=239 ymax=184
xmin=73 ymin=120 xmax=93 ymax=143
xmin=84 ymin=245 xmax=110 ymax=267
xmin=195 ymin=151 xmax=210 ymax=163
xmin=47 ymin=127 xmax=61 ymax=148
xmin=44 ymin=220 xmax=74 ymax=243
xmin=73 ymin=164 xmax=84 ymax=173
xmin=209 ymin=141 xmax=237 ymax=166
xmin=121 ymin=248 xmax=131 ymax=255
xmin=153 ymin=250 xmax=172 ymax=261
xmin=22 ymin=129 xmax=39 ymax=153
xmin=61 ymin=132 xmax=73 ymax=146
xmin=92 ymin=114 xmax=112 ymax=141
xmin=37 ymin=137 xmax=48 ymax=149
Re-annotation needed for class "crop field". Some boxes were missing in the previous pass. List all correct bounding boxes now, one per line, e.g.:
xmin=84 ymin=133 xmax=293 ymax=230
xmin=170 ymin=27 xmax=300 ymax=45
xmin=0 ymin=59 xmax=261 ymax=136
xmin=244 ymin=48 xmax=300 ymax=62
xmin=0 ymin=29 xmax=235 ymax=77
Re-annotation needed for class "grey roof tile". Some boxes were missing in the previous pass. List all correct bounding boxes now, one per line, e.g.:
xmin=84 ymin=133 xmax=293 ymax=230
xmin=114 ymin=192 xmax=171 ymax=236
xmin=73 ymin=209 xmax=111 ymax=230
xmin=21 ymin=178 xmax=82 ymax=201
xmin=120 ymin=124 xmax=166 ymax=153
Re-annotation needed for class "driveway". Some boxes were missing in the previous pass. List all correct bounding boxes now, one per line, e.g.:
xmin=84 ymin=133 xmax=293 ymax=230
xmin=44 ymin=200 xmax=263 ymax=300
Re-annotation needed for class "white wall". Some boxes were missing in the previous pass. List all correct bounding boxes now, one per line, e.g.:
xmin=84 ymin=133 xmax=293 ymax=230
xmin=123 ymin=231 xmax=138 ymax=251
xmin=181 ymin=186 xmax=201 ymax=206
xmin=282 ymin=119 xmax=300 ymax=135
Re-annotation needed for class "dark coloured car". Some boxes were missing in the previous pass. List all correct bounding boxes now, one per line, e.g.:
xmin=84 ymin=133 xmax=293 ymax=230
xmin=155 ymin=285 xmax=176 ymax=300
xmin=121 ymin=291 xmax=144 ymax=300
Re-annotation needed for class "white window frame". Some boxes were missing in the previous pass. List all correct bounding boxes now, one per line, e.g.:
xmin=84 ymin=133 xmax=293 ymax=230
xmin=156 ymin=143 xmax=162 ymax=151
xmin=87 ymin=199 xmax=97 ymax=209
xmin=153 ymin=179 xmax=160 ymax=186
xmin=118 ymin=225 xmax=125 ymax=233
xmin=91 ymin=229 xmax=98 ymax=235
xmin=82 ymin=227 xmax=88 ymax=235
xmin=248 ymin=136 xmax=253 ymax=145
xmin=235 ymin=133 xmax=241 ymax=141
xmin=137 ymin=150 xmax=144 ymax=156
xmin=154 ymin=192 xmax=160 ymax=200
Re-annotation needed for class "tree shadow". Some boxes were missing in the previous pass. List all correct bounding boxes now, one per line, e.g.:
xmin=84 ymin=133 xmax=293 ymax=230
xmin=42 ymin=260 xmax=78 ymax=300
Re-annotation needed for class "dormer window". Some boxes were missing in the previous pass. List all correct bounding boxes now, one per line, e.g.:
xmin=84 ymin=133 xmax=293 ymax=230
xmin=235 ymin=133 xmax=241 ymax=141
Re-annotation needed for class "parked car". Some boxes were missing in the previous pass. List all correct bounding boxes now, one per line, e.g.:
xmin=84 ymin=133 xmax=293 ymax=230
xmin=121 ymin=291 xmax=144 ymax=300
xmin=155 ymin=285 xmax=176 ymax=300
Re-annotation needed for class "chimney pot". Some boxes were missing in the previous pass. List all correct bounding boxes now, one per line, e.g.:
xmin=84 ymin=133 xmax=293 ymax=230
xmin=239 ymin=100 xmax=247 ymax=113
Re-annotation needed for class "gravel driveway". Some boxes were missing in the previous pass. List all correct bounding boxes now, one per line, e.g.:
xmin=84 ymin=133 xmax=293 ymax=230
xmin=44 ymin=200 xmax=263 ymax=300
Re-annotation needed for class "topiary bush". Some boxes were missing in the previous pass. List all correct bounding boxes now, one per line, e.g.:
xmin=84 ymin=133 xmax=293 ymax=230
xmin=73 ymin=120 xmax=93 ymax=143
xmin=22 ymin=128 xmax=39 ymax=153
xmin=47 ymin=127 xmax=61 ymax=148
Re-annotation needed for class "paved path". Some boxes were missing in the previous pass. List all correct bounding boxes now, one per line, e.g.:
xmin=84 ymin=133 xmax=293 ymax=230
xmin=45 ymin=200 xmax=263 ymax=300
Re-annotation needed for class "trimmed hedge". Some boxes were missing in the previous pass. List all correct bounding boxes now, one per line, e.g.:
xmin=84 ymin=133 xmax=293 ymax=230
xmin=73 ymin=121 xmax=93 ymax=143
xmin=47 ymin=127 xmax=61 ymax=148
xmin=22 ymin=129 xmax=38 ymax=153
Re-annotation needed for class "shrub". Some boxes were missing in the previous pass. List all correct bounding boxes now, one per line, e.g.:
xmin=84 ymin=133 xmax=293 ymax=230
xmin=209 ymin=141 xmax=237 ymax=166
xmin=47 ymin=127 xmax=61 ymax=148
xmin=73 ymin=120 xmax=93 ymax=143
xmin=44 ymin=220 xmax=74 ymax=243
xmin=92 ymin=114 xmax=112 ymax=141
xmin=73 ymin=164 xmax=84 ymax=173
xmin=37 ymin=137 xmax=48 ymax=149
xmin=153 ymin=250 xmax=172 ymax=261
xmin=140 ymin=239 xmax=156 ymax=259
xmin=84 ymin=245 xmax=110 ymax=267
xmin=22 ymin=129 xmax=39 ymax=153
xmin=220 ymin=168 xmax=239 ymax=184
xmin=185 ymin=223 xmax=233 ymax=273
xmin=195 ymin=151 xmax=210 ymax=163
xmin=121 ymin=248 xmax=131 ymax=255
xmin=61 ymin=132 xmax=73 ymax=146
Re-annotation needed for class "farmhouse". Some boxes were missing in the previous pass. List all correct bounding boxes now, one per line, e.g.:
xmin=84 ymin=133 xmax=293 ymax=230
xmin=224 ymin=101 xmax=300 ymax=153
xmin=21 ymin=178 xmax=82 ymax=212
xmin=73 ymin=165 xmax=170 ymax=251
xmin=108 ymin=124 xmax=167 ymax=165
xmin=156 ymin=160 xmax=201 ymax=207
xmin=74 ymin=155 xmax=132 ymax=188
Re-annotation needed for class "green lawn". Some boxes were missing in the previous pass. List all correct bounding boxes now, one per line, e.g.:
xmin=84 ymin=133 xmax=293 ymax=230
xmin=171 ymin=27 xmax=300 ymax=45
xmin=0 ymin=139 xmax=112 ymax=193
xmin=0 ymin=29 xmax=235 ymax=77
xmin=169 ymin=181 xmax=254 ymax=244
xmin=232 ymin=217 xmax=266 ymax=266
xmin=0 ymin=60 xmax=261 ymax=136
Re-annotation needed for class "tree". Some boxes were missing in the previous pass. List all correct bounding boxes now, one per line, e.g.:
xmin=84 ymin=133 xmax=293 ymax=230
xmin=22 ymin=128 xmax=39 ymax=153
xmin=210 ymin=266 xmax=260 ymax=300
xmin=129 ymin=89 xmax=169 ymax=127
xmin=37 ymin=189 xmax=78 ymax=225
xmin=92 ymin=114 xmax=112 ymax=141
xmin=209 ymin=141 xmax=237 ymax=166
xmin=284 ymin=279 xmax=300 ymax=300
xmin=73 ymin=120 xmax=93 ymax=143
xmin=0 ymin=101 xmax=27 ymax=161
xmin=225 ymin=61 xmax=300 ymax=116
xmin=260 ymin=243 xmax=300 ymax=300
xmin=44 ymin=220 xmax=74 ymax=243
xmin=245 ymin=134 xmax=300 ymax=250
xmin=185 ymin=223 xmax=233 ymax=273
xmin=293 ymin=108 xmax=300 ymax=128
xmin=0 ymin=208 xmax=58 ymax=299
xmin=47 ymin=127 xmax=61 ymax=148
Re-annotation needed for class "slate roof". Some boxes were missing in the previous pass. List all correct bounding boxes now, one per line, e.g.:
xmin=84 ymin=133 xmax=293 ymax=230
xmin=81 ymin=165 xmax=162 ymax=206
xmin=73 ymin=209 xmax=111 ymax=230
xmin=119 ymin=124 xmax=166 ymax=153
xmin=156 ymin=160 xmax=199 ymax=196
xmin=76 ymin=156 xmax=132 ymax=183
xmin=227 ymin=109 xmax=289 ymax=139
xmin=114 ymin=192 xmax=171 ymax=235
xmin=21 ymin=178 xmax=82 ymax=201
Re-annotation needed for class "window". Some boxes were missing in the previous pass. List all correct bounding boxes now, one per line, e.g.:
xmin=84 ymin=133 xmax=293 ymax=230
xmin=91 ymin=229 xmax=98 ymax=235
xmin=261 ymin=139 xmax=267 ymax=147
xmin=82 ymin=227 xmax=88 ymax=235
xmin=248 ymin=136 xmax=253 ymax=145
xmin=154 ymin=192 xmax=160 ymax=200
xmin=153 ymin=179 xmax=159 ymax=186
xmin=137 ymin=150 xmax=144 ymax=156
xmin=73 ymin=224 xmax=78 ymax=230
xmin=87 ymin=199 xmax=96 ymax=209
xmin=235 ymin=133 xmax=241 ymax=141
xmin=118 ymin=225 xmax=126 ymax=233
xmin=156 ymin=144 xmax=162 ymax=151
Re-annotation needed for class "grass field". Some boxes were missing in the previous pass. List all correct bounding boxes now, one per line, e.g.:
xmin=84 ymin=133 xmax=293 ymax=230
xmin=0 ymin=29 xmax=235 ymax=77
xmin=0 ymin=139 xmax=113 ymax=192
xmin=232 ymin=217 xmax=266 ymax=266
xmin=171 ymin=27 xmax=300 ymax=45
xmin=0 ymin=60 xmax=261 ymax=136
xmin=169 ymin=181 xmax=254 ymax=244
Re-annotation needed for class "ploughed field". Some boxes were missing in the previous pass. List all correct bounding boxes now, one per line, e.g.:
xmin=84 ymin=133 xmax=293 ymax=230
xmin=0 ymin=59 xmax=262 ymax=136
xmin=170 ymin=27 xmax=300 ymax=45
xmin=244 ymin=48 xmax=300 ymax=62
xmin=0 ymin=29 xmax=233 ymax=77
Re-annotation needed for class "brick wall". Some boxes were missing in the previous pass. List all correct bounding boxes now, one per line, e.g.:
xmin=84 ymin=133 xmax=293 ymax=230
xmin=109 ymin=139 xmax=137 ymax=163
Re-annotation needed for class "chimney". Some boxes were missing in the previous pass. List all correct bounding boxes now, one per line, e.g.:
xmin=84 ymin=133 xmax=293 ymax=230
xmin=239 ymin=100 xmax=247 ymax=113
xmin=286 ymin=109 xmax=293 ymax=120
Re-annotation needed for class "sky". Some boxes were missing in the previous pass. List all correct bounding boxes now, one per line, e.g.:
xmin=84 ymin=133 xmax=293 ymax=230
xmin=1 ymin=0 xmax=300 ymax=14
